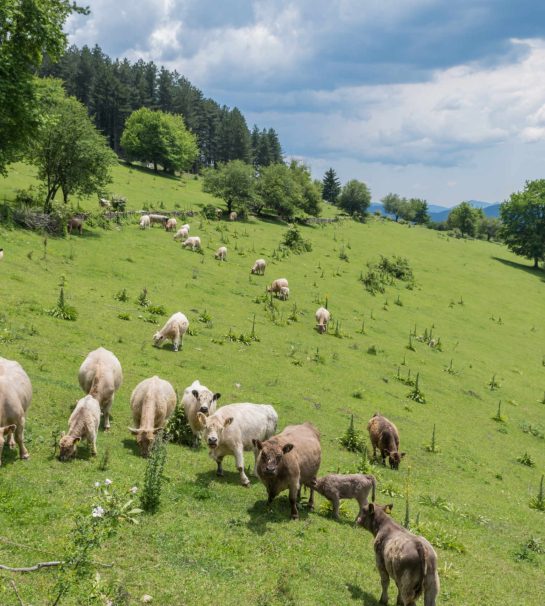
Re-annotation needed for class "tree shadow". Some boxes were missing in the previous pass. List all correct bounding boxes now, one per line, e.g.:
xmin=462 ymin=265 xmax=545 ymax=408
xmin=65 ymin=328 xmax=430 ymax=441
xmin=492 ymin=256 xmax=545 ymax=281
xmin=346 ymin=584 xmax=380 ymax=605
xmin=120 ymin=161 xmax=180 ymax=182
xmin=246 ymin=496 xmax=314 ymax=535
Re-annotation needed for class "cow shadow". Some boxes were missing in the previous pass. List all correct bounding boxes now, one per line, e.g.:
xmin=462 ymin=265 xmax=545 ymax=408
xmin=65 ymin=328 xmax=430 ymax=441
xmin=194 ymin=468 xmax=248 ymax=488
xmin=492 ymin=256 xmax=545 ymax=281
xmin=346 ymin=584 xmax=380 ymax=605
xmin=246 ymin=497 xmax=314 ymax=535
xmin=0 ymin=445 xmax=20 ymax=467
xmin=122 ymin=438 xmax=141 ymax=457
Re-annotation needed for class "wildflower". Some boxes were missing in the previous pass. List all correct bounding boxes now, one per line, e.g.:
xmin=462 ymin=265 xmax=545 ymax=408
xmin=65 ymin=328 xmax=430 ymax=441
xmin=130 ymin=486 xmax=138 ymax=494
xmin=92 ymin=506 xmax=105 ymax=518
xmin=94 ymin=482 xmax=100 ymax=488
xmin=104 ymin=478 xmax=112 ymax=486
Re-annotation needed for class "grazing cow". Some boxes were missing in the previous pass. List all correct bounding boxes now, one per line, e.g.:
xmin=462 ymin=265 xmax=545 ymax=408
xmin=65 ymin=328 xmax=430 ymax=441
xmin=254 ymin=422 xmax=321 ymax=519
xmin=59 ymin=395 xmax=101 ymax=461
xmin=367 ymin=413 xmax=405 ymax=470
xmin=229 ymin=211 xmax=237 ymax=221
xmin=181 ymin=223 xmax=190 ymax=232
xmin=278 ymin=286 xmax=290 ymax=300
xmin=149 ymin=214 xmax=168 ymax=226
xmin=267 ymin=278 xmax=289 ymax=297
xmin=78 ymin=348 xmax=123 ymax=431
xmin=129 ymin=376 xmax=176 ymax=457
xmin=215 ymin=246 xmax=227 ymax=261
xmin=0 ymin=357 xmax=32 ymax=466
xmin=173 ymin=227 xmax=189 ymax=241
xmin=315 ymin=307 xmax=330 ymax=334
xmin=99 ymin=198 xmax=111 ymax=209
xmin=0 ymin=248 xmax=3 ymax=261
xmin=182 ymin=236 xmax=201 ymax=251
xmin=196 ymin=403 xmax=278 ymax=486
xmin=251 ymin=259 xmax=266 ymax=275
xmin=139 ymin=215 xmax=151 ymax=229
xmin=153 ymin=312 xmax=189 ymax=352
xmin=181 ymin=380 xmax=221 ymax=445
xmin=311 ymin=473 xmax=376 ymax=520
xmin=165 ymin=218 xmax=177 ymax=232
xmin=357 ymin=503 xmax=440 ymax=606
xmin=67 ymin=217 xmax=83 ymax=235
xmin=215 ymin=208 xmax=223 ymax=219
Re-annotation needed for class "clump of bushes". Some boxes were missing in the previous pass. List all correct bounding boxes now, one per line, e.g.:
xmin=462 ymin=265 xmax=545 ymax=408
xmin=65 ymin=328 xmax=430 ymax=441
xmin=165 ymin=402 xmax=194 ymax=447
xmin=338 ymin=415 xmax=367 ymax=453
xmin=282 ymin=225 xmax=312 ymax=253
xmin=361 ymin=255 xmax=415 ymax=295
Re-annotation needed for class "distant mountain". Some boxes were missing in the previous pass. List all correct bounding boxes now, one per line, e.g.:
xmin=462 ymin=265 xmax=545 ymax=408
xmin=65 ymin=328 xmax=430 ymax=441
xmin=369 ymin=200 xmax=501 ymax=222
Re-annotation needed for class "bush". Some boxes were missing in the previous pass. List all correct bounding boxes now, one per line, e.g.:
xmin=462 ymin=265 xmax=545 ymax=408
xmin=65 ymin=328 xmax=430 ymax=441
xmin=338 ymin=415 xmax=367 ymax=453
xmin=111 ymin=195 xmax=127 ymax=212
xmin=201 ymin=204 xmax=219 ymax=220
xmin=165 ymin=403 xmax=194 ymax=447
xmin=140 ymin=431 xmax=168 ymax=514
xmin=46 ymin=287 xmax=78 ymax=321
xmin=282 ymin=225 xmax=312 ymax=253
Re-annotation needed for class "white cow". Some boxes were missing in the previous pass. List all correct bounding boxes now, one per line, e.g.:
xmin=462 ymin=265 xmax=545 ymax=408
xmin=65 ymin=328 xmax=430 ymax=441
xmin=173 ymin=227 xmax=189 ymax=241
xmin=182 ymin=236 xmax=201 ymax=251
xmin=153 ymin=312 xmax=189 ymax=352
xmin=315 ymin=307 xmax=331 ymax=334
xmin=215 ymin=246 xmax=227 ymax=261
xmin=0 ymin=358 xmax=32 ymax=465
xmin=181 ymin=380 xmax=221 ymax=445
xmin=197 ymin=403 xmax=278 ymax=486
xmin=251 ymin=259 xmax=266 ymax=275
xmin=267 ymin=278 xmax=289 ymax=296
xmin=59 ymin=395 xmax=101 ymax=461
xmin=139 ymin=215 xmax=151 ymax=229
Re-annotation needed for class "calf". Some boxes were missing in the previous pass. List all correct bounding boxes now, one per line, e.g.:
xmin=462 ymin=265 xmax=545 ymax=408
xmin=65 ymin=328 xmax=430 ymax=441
xmin=251 ymin=259 xmax=266 ymax=275
xmin=181 ymin=380 xmax=221 ymax=445
xmin=367 ymin=413 xmax=405 ymax=470
xmin=215 ymin=246 xmax=227 ymax=261
xmin=139 ymin=214 xmax=151 ymax=229
xmin=129 ymin=376 xmax=176 ymax=457
xmin=254 ymin=422 xmax=321 ymax=519
xmin=59 ymin=395 xmax=101 ymax=460
xmin=357 ymin=503 xmax=439 ymax=606
xmin=267 ymin=278 xmax=289 ymax=297
xmin=153 ymin=312 xmax=189 ymax=352
xmin=315 ymin=307 xmax=330 ymax=334
xmin=67 ymin=217 xmax=83 ymax=235
xmin=173 ymin=227 xmax=189 ymax=241
xmin=311 ymin=473 xmax=376 ymax=520
xmin=165 ymin=218 xmax=177 ymax=232
xmin=278 ymin=286 xmax=290 ymax=300
xmin=0 ymin=357 xmax=32 ymax=465
xmin=182 ymin=236 xmax=202 ymax=251
xmin=196 ymin=403 xmax=278 ymax=486
xmin=229 ymin=211 xmax=237 ymax=221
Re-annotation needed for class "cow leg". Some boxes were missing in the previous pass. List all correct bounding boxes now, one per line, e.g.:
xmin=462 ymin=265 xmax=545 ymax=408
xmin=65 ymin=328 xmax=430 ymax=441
xmin=308 ymin=485 xmax=315 ymax=511
xmin=332 ymin=497 xmax=340 ymax=519
xmin=289 ymin=480 xmax=299 ymax=519
xmin=371 ymin=445 xmax=378 ymax=462
xmin=90 ymin=432 xmax=97 ymax=457
xmin=267 ymin=488 xmax=276 ymax=505
xmin=173 ymin=330 xmax=180 ymax=352
xmin=8 ymin=432 xmax=16 ymax=449
xmin=216 ymin=456 xmax=224 ymax=477
xmin=102 ymin=396 xmax=113 ymax=431
xmin=423 ymin=570 xmax=439 ymax=606
xmin=234 ymin=447 xmax=250 ymax=486
xmin=252 ymin=447 xmax=259 ymax=476
xmin=376 ymin=556 xmax=390 ymax=605
xmin=15 ymin=421 xmax=29 ymax=460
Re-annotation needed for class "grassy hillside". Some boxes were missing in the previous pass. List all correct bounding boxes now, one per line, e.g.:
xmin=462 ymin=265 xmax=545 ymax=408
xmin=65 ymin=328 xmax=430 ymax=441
xmin=0 ymin=163 xmax=544 ymax=606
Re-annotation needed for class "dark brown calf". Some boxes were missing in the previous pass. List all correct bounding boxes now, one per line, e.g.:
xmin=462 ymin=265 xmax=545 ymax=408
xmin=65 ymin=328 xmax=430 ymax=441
xmin=367 ymin=413 xmax=405 ymax=469
xmin=254 ymin=422 xmax=321 ymax=519
xmin=357 ymin=503 xmax=439 ymax=606
xmin=67 ymin=217 xmax=83 ymax=235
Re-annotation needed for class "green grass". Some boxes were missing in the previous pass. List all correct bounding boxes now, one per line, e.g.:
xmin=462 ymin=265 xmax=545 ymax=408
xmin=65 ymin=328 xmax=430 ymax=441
xmin=0 ymin=163 xmax=544 ymax=605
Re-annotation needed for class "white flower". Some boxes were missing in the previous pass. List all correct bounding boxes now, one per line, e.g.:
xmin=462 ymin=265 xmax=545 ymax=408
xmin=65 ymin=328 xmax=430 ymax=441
xmin=94 ymin=482 xmax=100 ymax=488
xmin=104 ymin=479 xmax=112 ymax=486
xmin=92 ymin=506 xmax=105 ymax=518
xmin=130 ymin=486 xmax=138 ymax=494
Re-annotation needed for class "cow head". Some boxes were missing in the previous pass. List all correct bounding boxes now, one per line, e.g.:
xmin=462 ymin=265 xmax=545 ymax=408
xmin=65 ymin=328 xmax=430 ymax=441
xmin=253 ymin=439 xmax=293 ymax=477
xmin=197 ymin=413 xmax=232 ymax=449
xmin=192 ymin=389 xmax=221 ymax=415
xmin=152 ymin=332 xmax=165 ymax=347
xmin=58 ymin=433 xmax=80 ymax=461
xmin=384 ymin=450 xmax=406 ymax=470
xmin=316 ymin=322 xmax=327 ymax=334
xmin=356 ymin=502 xmax=394 ymax=532
xmin=128 ymin=427 xmax=161 ymax=457
xmin=0 ymin=424 xmax=16 ymax=455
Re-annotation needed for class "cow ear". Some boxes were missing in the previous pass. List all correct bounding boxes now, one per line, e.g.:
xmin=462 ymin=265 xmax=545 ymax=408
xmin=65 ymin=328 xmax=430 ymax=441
xmin=400 ymin=452 xmax=407 ymax=458
xmin=192 ymin=389 xmax=200 ymax=400
xmin=253 ymin=439 xmax=263 ymax=450
xmin=384 ymin=503 xmax=394 ymax=514
xmin=282 ymin=443 xmax=294 ymax=454
xmin=128 ymin=427 xmax=139 ymax=435
xmin=73 ymin=437 xmax=81 ymax=443
xmin=224 ymin=417 xmax=234 ymax=427
xmin=196 ymin=413 xmax=207 ymax=428
xmin=213 ymin=392 xmax=221 ymax=401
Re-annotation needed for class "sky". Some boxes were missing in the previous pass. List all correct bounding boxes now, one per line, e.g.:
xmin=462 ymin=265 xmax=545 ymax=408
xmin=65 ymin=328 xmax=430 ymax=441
xmin=67 ymin=0 xmax=545 ymax=206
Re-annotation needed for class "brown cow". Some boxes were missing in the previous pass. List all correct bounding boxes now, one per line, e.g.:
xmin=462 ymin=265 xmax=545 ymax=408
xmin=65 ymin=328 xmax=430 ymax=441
xmin=67 ymin=217 xmax=83 ymax=235
xmin=254 ymin=422 xmax=321 ymax=519
xmin=367 ymin=413 xmax=405 ymax=470
xmin=357 ymin=503 xmax=439 ymax=606
xmin=311 ymin=473 xmax=376 ymax=520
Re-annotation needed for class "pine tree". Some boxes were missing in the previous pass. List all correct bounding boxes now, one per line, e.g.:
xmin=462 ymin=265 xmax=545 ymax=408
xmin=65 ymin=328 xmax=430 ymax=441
xmin=322 ymin=168 xmax=341 ymax=204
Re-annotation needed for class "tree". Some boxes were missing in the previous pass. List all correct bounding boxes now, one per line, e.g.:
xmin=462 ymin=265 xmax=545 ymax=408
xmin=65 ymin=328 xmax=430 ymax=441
xmin=478 ymin=216 xmax=501 ymax=241
xmin=28 ymin=79 xmax=116 ymax=211
xmin=289 ymin=160 xmax=321 ymax=217
xmin=408 ymin=198 xmax=430 ymax=224
xmin=381 ymin=193 xmax=405 ymax=221
xmin=120 ymin=107 xmax=198 ymax=172
xmin=447 ymin=201 xmax=481 ymax=237
xmin=322 ymin=168 xmax=341 ymax=205
xmin=339 ymin=180 xmax=371 ymax=216
xmin=256 ymin=163 xmax=299 ymax=219
xmin=202 ymin=160 xmax=255 ymax=215
xmin=0 ymin=0 xmax=87 ymax=173
xmin=501 ymin=180 xmax=545 ymax=268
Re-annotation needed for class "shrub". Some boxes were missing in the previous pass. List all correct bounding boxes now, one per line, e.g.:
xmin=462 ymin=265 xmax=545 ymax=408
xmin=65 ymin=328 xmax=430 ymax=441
xmin=282 ymin=225 xmax=312 ymax=253
xmin=147 ymin=304 xmax=166 ymax=316
xmin=529 ymin=475 xmax=545 ymax=511
xmin=140 ymin=431 xmax=168 ymax=514
xmin=111 ymin=195 xmax=127 ymax=212
xmin=165 ymin=403 xmax=194 ymax=447
xmin=46 ymin=287 xmax=78 ymax=321
xmin=338 ymin=415 xmax=366 ymax=453
xmin=114 ymin=288 xmax=129 ymax=302
xmin=517 ymin=452 xmax=535 ymax=467
xmin=201 ymin=204 xmax=218 ymax=220
xmin=137 ymin=288 xmax=151 ymax=307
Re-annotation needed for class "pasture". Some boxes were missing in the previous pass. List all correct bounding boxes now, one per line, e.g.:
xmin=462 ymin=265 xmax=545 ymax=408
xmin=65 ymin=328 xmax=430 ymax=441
xmin=1 ymin=163 xmax=544 ymax=605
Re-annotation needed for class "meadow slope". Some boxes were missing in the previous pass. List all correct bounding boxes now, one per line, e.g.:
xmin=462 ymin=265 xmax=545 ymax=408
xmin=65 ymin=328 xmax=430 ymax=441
xmin=1 ymin=164 xmax=544 ymax=605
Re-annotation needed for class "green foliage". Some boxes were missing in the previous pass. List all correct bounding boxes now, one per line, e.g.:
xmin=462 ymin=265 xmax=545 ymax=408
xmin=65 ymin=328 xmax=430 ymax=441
xmin=493 ymin=401 xmax=507 ymax=423
xmin=147 ymin=304 xmax=166 ymax=316
xmin=322 ymin=168 xmax=341 ymax=204
xmin=165 ymin=403 xmax=194 ymax=447
xmin=46 ymin=287 xmax=78 ymax=321
xmin=501 ymin=179 xmax=545 ymax=268
xmin=516 ymin=452 xmax=535 ymax=467
xmin=282 ymin=225 xmax=312 ymax=253
xmin=407 ymin=372 xmax=426 ymax=403
xmin=117 ymin=312 xmax=131 ymax=321
xmin=202 ymin=160 xmax=255 ymax=215
xmin=425 ymin=424 xmax=439 ymax=453
xmin=338 ymin=415 xmax=367 ymax=453
xmin=513 ymin=538 xmax=544 ymax=563
xmin=121 ymin=107 xmax=198 ymax=173
xmin=114 ymin=288 xmax=129 ymax=302
xmin=137 ymin=287 xmax=151 ymax=307
xmin=338 ymin=179 xmax=371 ymax=216
xmin=140 ymin=432 xmax=168 ymax=514
xmin=529 ymin=475 xmax=545 ymax=511
xmin=447 ymin=201 xmax=482 ymax=237
xmin=361 ymin=255 xmax=414 ymax=295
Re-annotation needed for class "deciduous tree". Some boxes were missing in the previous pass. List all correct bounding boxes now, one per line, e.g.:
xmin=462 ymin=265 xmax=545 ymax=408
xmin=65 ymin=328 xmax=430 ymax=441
xmin=339 ymin=180 xmax=371 ymax=216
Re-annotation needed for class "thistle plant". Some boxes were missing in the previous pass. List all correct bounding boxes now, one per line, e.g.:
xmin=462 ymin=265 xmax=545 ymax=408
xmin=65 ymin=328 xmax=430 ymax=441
xmin=338 ymin=415 xmax=366 ymax=453
xmin=47 ymin=287 xmax=78 ymax=321
xmin=529 ymin=475 xmax=545 ymax=511
xmin=407 ymin=372 xmax=426 ymax=403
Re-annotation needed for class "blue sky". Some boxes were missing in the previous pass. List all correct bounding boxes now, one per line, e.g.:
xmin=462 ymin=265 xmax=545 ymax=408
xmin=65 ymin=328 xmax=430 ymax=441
xmin=67 ymin=0 xmax=545 ymax=206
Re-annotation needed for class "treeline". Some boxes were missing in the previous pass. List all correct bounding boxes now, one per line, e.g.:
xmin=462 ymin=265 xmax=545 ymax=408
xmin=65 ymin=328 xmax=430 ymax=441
xmin=40 ymin=45 xmax=283 ymax=170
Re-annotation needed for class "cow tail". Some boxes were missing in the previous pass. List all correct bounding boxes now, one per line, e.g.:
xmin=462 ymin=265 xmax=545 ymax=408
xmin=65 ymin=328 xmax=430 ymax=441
xmin=89 ymin=367 xmax=101 ymax=398
xmin=371 ymin=476 xmax=376 ymax=502
xmin=414 ymin=541 xmax=427 ymax=599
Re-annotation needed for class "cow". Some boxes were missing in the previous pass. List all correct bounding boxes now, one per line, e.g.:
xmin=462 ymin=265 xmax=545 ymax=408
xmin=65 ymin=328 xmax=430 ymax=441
xmin=67 ymin=217 xmax=83 ymax=235
xmin=267 ymin=278 xmax=289 ymax=297
xmin=196 ymin=403 xmax=278 ymax=487
xmin=357 ymin=502 xmax=440 ymax=606
xmin=251 ymin=259 xmax=266 ymax=275
xmin=181 ymin=380 xmax=221 ymax=445
xmin=367 ymin=413 xmax=405 ymax=470
xmin=254 ymin=422 xmax=321 ymax=519
xmin=152 ymin=312 xmax=189 ymax=352
xmin=315 ymin=307 xmax=330 ymax=334
xmin=58 ymin=395 xmax=101 ymax=461
xmin=311 ymin=473 xmax=376 ymax=520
